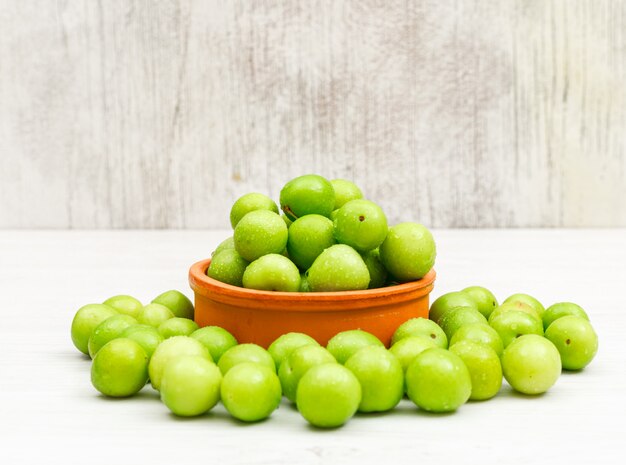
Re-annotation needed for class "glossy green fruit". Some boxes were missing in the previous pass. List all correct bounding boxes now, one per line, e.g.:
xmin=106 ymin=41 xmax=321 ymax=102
xmin=488 ymin=302 xmax=541 ymax=324
xmin=326 ymin=329 xmax=384 ymax=364
xmin=330 ymin=179 xmax=363 ymax=209
xmin=211 ymin=236 xmax=235 ymax=257
xmin=389 ymin=336 xmax=438 ymax=373
xmin=160 ymin=355 xmax=222 ymax=416
xmin=217 ymin=343 xmax=275 ymax=375
xmin=542 ymin=302 xmax=589 ymax=331
xmin=230 ymin=193 xmax=279 ymax=228
xmin=429 ymin=291 xmax=479 ymax=324
xmin=502 ymin=334 xmax=561 ymax=395
xmin=379 ymin=222 xmax=436 ymax=282
xmin=307 ymin=244 xmax=370 ymax=292
xmin=221 ymin=363 xmax=282 ymax=422
xmin=405 ymin=348 xmax=471 ymax=413
xmin=190 ymin=326 xmax=238 ymax=363
xmin=157 ymin=317 xmax=199 ymax=339
xmin=103 ymin=295 xmax=143 ymax=318
xmin=267 ymin=332 xmax=320 ymax=369
xmin=438 ymin=307 xmax=488 ymax=340
xmin=148 ymin=336 xmax=212 ymax=391
xmin=242 ymin=254 xmax=301 ymax=292
xmin=207 ymin=249 xmax=249 ymax=287
xmin=279 ymin=345 xmax=336 ymax=402
xmin=88 ymin=314 xmax=138 ymax=358
xmin=461 ymin=286 xmax=498 ymax=319
xmin=449 ymin=340 xmax=502 ymax=400
xmin=91 ymin=338 xmax=148 ymax=397
xmin=333 ymin=199 xmax=388 ymax=252
xmin=71 ymin=304 xmax=118 ymax=355
xmin=120 ymin=324 xmax=164 ymax=360
xmin=391 ymin=317 xmax=448 ymax=348
xmin=151 ymin=290 xmax=194 ymax=320
xmin=287 ymin=214 xmax=336 ymax=270
xmin=138 ymin=303 xmax=175 ymax=328
xmin=449 ymin=323 xmax=504 ymax=357
xmin=362 ymin=248 xmax=388 ymax=289
xmin=489 ymin=310 xmax=544 ymax=348
xmin=544 ymin=316 xmax=598 ymax=370
xmin=280 ymin=174 xmax=335 ymax=221
xmin=345 ymin=346 xmax=403 ymax=412
xmin=503 ymin=293 xmax=545 ymax=319
xmin=234 ymin=210 xmax=288 ymax=262
xmin=296 ymin=363 xmax=362 ymax=428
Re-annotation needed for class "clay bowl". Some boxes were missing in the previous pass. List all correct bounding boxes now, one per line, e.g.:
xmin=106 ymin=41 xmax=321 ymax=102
xmin=189 ymin=258 xmax=435 ymax=348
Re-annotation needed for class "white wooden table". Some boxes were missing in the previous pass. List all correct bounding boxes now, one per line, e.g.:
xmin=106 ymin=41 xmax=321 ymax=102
xmin=0 ymin=230 xmax=624 ymax=465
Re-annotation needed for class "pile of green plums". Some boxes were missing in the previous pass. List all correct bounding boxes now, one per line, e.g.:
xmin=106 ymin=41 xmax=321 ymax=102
xmin=70 ymin=286 xmax=598 ymax=429
xmin=207 ymin=174 xmax=436 ymax=292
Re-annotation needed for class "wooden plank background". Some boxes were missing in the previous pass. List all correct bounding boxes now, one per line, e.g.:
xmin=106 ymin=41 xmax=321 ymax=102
xmin=1 ymin=0 xmax=624 ymax=229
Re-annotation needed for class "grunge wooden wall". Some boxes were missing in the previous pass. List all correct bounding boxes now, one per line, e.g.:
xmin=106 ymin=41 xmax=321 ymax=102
xmin=1 ymin=0 xmax=624 ymax=229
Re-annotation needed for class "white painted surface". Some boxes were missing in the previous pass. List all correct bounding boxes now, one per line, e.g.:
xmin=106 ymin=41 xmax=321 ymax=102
xmin=1 ymin=1 xmax=625 ymax=229
xmin=0 ymin=229 xmax=623 ymax=464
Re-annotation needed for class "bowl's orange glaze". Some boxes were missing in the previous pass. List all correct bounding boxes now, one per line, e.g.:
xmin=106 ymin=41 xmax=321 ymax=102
xmin=190 ymin=258 xmax=435 ymax=348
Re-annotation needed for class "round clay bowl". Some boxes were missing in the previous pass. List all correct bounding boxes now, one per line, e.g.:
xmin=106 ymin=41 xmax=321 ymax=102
xmin=189 ymin=258 xmax=436 ymax=348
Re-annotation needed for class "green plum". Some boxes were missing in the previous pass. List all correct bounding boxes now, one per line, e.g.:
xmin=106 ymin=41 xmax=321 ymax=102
xmin=389 ymin=336 xmax=438 ymax=373
xmin=429 ymin=291 xmax=479 ymax=324
xmin=234 ymin=210 xmax=288 ymax=262
xmin=489 ymin=310 xmax=544 ymax=348
xmin=267 ymin=332 xmax=320 ymax=369
xmin=88 ymin=314 xmax=138 ymax=358
xmin=544 ymin=316 xmax=598 ymax=370
xmin=296 ymin=363 xmax=361 ymax=428
xmin=361 ymin=248 xmax=388 ymax=289
xmin=280 ymin=174 xmax=335 ymax=221
xmin=503 ymin=293 xmax=545 ymax=319
xmin=438 ymin=307 xmax=488 ymax=340
xmin=449 ymin=340 xmax=502 ymax=401
xmin=221 ymin=362 xmax=282 ymax=422
xmin=230 ymin=192 xmax=279 ymax=228
xmin=501 ymin=334 xmax=561 ymax=395
xmin=120 ymin=324 xmax=163 ymax=360
xmin=461 ymin=286 xmax=498 ymax=319
xmin=345 ymin=346 xmax=403 ymax=412
xmin=542 ymin=302 xmax=589 ymax=331
xmin=307 ymin=244 xmax=370 ymax=292
xmin=330 ymin=179 xmax=363 ymax=209
xmin=379 ymin=222 xmax=436 ymax=282
xmin=158 ymin=317 xmax=199 ymax=339
xmin=287 ymin=214 xmax=336 ymax=270
xmin=151 ymin=290 xmax=194 ymax=320
xmin=148 ymin=336 xmax=212 ymax=391
xmin=326 ymin=329 xmax=384 ymax=364
xmin=217 ymin=343 xmax=275 ymax=375
xmin=103 ymin=295 xmax=143 ymax=318
xmin=333 ymin=199 xmax=388 ymax=252
xmin=405 ymin=348 xmax=471 ymax=413
xmin=299 ymin=274 xmax=311 ymax=292
xmin=190 ymin=326 xmax=238 ymax=363
xmin=449 ymin=323 xmax=504 ymax=357
xmin=211 ymin=236 xmax=235 ymax=257
xmin=242 ymin=254 xmax=301 ymax=292
xmin=391 ymin=317 xmax=448 ymax=349
xmin=279 ymin=345 xmax=336 ymax=403
xmin=160 ymin=355 xmax=222 ymax=416
xmin=91 ymin=338 xmax=148 ymax=397
xmin=137 ymin=303 xmax=175 ymax=328
xmin=488 ymin=302 xmax=541 ymax=324
xmin=71 ymin=304 xmax=118 ymax=355
xmin=206 ymin=249 xmax=249 ymax=287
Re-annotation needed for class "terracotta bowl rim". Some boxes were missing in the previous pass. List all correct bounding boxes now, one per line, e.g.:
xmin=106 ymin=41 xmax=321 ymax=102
xmin=189 ymin=258 xmax=436 ymax=306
